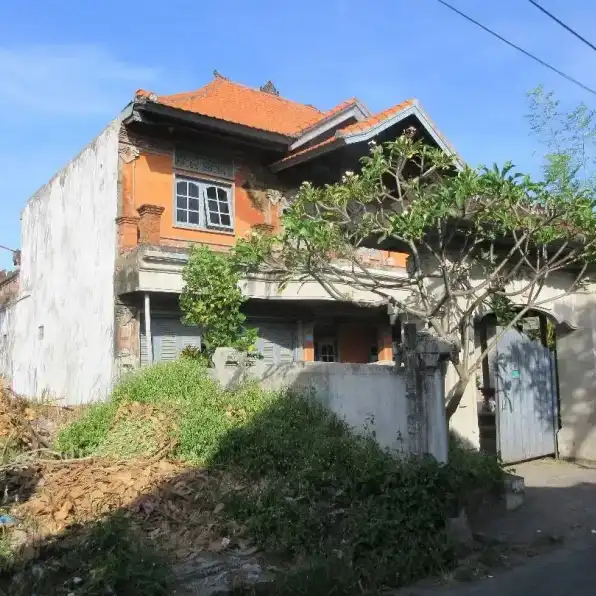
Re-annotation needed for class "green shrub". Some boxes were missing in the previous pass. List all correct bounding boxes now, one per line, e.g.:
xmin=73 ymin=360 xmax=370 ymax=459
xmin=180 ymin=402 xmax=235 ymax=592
xmin=447 ymin=433 xmax=505 ymax=497
xmin=210 ymin=394 xmax=456 ymax=589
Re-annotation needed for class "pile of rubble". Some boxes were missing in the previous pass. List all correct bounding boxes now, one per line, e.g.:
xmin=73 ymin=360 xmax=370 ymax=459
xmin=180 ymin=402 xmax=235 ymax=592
xmin=0 ymin=378 xmax=52 ymax=454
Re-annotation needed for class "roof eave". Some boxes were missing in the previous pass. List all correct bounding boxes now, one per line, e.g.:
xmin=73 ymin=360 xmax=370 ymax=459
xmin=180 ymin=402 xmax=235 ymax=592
xmin=340 ymin=102 xmax=465 ymax=170
xmin=270 ymin=138 xmax=346 ymax=172
xmin=289 ymin=101 xmax=370 ymax=152
xmin=128 ymin=100 xmax=293 ymax=149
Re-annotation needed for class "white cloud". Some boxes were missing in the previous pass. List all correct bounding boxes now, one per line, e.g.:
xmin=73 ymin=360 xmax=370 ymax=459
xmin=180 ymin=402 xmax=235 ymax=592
xmin=0 ymin=45 xmax=158 ymax=116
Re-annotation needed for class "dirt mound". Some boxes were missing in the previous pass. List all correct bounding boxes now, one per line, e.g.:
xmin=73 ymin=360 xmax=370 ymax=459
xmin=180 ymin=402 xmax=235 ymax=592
xmin=13 ymin=459 xmax=241 ymax=560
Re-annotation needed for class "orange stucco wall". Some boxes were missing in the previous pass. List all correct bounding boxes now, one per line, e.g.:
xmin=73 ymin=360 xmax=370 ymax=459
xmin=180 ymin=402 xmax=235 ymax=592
xmin=121 ymin=149 xmax=407 ymax=269
xmin=337 ymin=323 xmax=377 ymax=363
xmin=377 ymin=325 xmax=394 ymax=362
xmin=127 ymin=151 xmax=277 ymax=249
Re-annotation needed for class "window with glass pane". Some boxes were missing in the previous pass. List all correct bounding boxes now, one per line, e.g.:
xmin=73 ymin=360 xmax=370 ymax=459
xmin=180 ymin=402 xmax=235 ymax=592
xmin=174 ymin=177 xmax=232 ymax=230
xmin=320 ymin=343 xmax=336 ymax=362
xmin=176 ymin=179 xmax=201 ymax=226
xmin=204 ymin=185 xmax=232 ymax=228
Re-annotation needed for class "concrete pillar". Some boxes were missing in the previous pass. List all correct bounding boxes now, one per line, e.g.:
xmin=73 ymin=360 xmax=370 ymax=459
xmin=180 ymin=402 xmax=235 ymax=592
xmin=416 ymin=331 xmax=450 ymax=463
xmin=144 ymin=293 xmax=153 ymax=364
xmin=116 ymin=215 xmax=140 ymax=252
xmin=138 ymin=204 xmax=165 ymax=245
xmin=302 ymin=321 xmax=315 ymax=362
xmin=114 ymin=302 xmax=140 ymax=374
xmin=377 ymin=324 xmax=394 ymax=362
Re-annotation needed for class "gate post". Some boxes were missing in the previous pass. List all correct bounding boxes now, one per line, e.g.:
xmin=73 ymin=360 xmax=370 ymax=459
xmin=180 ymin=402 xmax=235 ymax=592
xmin=416 ymin=332 xmax=451 ymax=463
xmin=403 ymin=323 xmax=424 ymax=456
xmin=402 ymin=324 xmax=453 ymax=463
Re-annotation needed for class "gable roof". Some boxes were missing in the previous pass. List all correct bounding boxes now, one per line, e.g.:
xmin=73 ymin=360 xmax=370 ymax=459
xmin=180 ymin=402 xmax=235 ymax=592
xmin=134 ymin=76 xmax=461 ymax=169
xmin=272 ymin=99 xmax=462 ymax=171
xmin=136 ymin=78 xmax=325 ymax=137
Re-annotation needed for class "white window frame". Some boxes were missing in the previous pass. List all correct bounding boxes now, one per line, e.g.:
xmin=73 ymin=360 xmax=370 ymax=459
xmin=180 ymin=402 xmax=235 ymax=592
xmin=173 ymin=175 xmax=234 ymax=232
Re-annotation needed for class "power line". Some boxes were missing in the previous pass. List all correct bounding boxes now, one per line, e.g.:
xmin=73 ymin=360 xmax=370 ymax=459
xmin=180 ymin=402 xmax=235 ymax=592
xmin=528 ymin=0 xmax=596 ymax=54
xmin=434 ymin=0 xmax=596 ymax=97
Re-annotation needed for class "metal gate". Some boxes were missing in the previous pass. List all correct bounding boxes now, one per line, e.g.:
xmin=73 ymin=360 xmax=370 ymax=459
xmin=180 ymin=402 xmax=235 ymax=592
xmin=495 ymin=327 xmax=557 ymax=463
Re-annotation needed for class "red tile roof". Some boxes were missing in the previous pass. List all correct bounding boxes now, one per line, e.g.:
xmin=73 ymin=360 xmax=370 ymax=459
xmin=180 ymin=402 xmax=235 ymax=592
xmin=136 ymin=78 xmax=324 ymax=137
xmin=273 ymin=100 xmax=417 ymax=167
xmin=293 ymin=98 xmax=366 ymax=136
xmin=339 ymin=99 xmax=414 ymax=135
xmin=278 ymin=136 xmax=341 ymax=164
xmin=136 ymin=79 xmax=457 ymax=169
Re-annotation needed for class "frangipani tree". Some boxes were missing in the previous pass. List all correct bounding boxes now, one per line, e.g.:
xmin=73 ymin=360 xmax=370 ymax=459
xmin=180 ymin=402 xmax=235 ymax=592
xmin=232 ymin=134 xmax=596 ymax=419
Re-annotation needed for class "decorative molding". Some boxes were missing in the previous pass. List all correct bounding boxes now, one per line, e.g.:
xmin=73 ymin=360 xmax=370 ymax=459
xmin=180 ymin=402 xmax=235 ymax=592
xmin=174 ymin=149 xmax=234 ymax=180
xmin=116 ymin=215 xmax=140 ymax=225
xmin=118 ymin=145 xmax=140 ymax=163
xmin=260 ymin=80 xmax=280 ymax=96
xmin=138 ymin=204 xmax=165 ymax=217
xmin=119 ymin=126 xmax=173 ymax=156
xmin=266 ymin=187 xmax=299 ymax=213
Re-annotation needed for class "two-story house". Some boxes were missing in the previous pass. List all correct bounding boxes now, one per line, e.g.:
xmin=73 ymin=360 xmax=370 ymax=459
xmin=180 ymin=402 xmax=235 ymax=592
xmin=0 ymin=73 xmax=458 ymax=404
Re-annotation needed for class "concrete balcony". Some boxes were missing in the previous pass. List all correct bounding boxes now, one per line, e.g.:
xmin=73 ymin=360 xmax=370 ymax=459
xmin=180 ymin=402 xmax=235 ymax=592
xmin=114 ymin=244 xmax=410 ymax=305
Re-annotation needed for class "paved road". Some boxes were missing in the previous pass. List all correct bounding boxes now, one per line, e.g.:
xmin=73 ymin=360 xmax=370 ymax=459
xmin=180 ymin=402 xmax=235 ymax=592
xmin=399 ymin=540 xmax=596 ymax=596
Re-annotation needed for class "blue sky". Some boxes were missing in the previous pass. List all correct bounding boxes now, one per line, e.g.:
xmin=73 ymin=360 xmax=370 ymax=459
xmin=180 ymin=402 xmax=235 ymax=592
xmin=1 ymin=0 xmax=595 ymax=269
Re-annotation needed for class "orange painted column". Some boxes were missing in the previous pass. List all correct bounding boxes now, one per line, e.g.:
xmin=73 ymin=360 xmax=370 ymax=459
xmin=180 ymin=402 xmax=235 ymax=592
xmin=302 ymin=322 xmax=315 ymax=362
xmin=377 ymin=325 xmax=394 ymax=362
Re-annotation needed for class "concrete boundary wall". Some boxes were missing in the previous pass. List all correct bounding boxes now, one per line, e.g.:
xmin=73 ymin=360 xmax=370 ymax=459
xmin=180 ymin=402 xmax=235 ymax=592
xmin=211 ymin=352 xmax=447 ymax=460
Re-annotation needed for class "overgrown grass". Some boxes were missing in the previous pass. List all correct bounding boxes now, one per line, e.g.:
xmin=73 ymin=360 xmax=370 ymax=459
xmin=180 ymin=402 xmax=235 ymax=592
xmin=1 ymin=514 xmax=171 ymax=595
xmin=55 ymin=401 xmax=117 ymax=457
xmin=56 ymin=360 xmax=277 ymax=462
xmin=53 ymin=360 xmax=505 ymax=594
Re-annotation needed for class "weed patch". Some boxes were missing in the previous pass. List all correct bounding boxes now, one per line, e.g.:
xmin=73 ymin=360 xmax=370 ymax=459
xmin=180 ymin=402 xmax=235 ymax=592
xmin=1 ymin=513 xmax=171 ymax=595
xmin=209 ymin=394 xmax=458 ymax=590
xmin=55 ymin=401 xmax=116 ymax=457
xmin=56 ymin=360 xmax=280 ymax=463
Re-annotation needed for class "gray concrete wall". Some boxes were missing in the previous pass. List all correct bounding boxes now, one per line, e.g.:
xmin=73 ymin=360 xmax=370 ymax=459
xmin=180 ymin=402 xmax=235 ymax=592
xmin=9 ymin=120 xmax=121 ymax=404
xmin=212 ymin=354 xmax=447 ymax=459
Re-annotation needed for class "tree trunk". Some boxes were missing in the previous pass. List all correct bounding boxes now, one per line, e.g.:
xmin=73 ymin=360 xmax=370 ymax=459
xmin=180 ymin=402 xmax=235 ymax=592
xmin=445 ymin=375 xmax=470 ymax=421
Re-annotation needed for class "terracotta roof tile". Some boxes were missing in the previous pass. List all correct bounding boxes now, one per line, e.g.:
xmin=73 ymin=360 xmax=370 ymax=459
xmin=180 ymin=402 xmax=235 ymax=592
xmin=338 ymin=99 xmax=414 ymax=136
xmin=294 ymin=98 xmax=368 ymax=135
xmin=136 ymin=78 xmax=324 ymax=137
xmin=275 ymin=136 xmax=341 ymax=165
xmin=273 ymin=99 xmax=418 ymax=168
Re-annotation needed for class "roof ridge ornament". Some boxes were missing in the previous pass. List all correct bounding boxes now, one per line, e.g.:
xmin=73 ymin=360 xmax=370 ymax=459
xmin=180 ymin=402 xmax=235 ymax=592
xmin=260 ymin=80 xmax=280 ymax=96
xmin=213 ymin=69 xmax=229 ymax=80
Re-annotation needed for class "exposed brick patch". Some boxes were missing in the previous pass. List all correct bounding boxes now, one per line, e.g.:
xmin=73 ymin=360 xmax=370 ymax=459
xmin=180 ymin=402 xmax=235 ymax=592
xmin=138 ymin=204 xmax=165 ymax=245
xmin=116 ymin=215 xmax=140 ymax=252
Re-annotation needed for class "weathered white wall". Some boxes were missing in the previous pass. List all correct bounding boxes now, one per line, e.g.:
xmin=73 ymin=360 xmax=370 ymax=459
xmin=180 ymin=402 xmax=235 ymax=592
xmin=10 ymin=121 xmax=120 ymax=404
xmin=552 ymin=289 xmax=596 ymax=461
xmin=211 ymin=355 xmax=448 ymax=460
xmin=0 ymin=303 xmax=16 ymax=381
